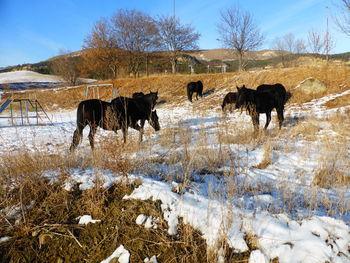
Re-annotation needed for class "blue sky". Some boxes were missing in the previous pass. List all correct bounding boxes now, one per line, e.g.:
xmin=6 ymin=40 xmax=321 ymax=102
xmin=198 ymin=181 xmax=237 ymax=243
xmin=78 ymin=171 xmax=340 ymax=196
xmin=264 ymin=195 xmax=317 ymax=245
xmin=0 ymin=0 xmax=349 ymax=67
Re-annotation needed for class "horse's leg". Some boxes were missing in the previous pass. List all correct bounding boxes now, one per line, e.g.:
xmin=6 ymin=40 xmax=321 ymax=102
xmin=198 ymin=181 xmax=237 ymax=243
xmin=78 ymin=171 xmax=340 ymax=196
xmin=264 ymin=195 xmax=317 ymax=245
xmin=251 ymin=113 xmax=259 ymax=134
xmin=122 ymin=126 xmax=128 ymax=144
xmin=189 ymin=91 xmax=193 ymax=102
xmin=88 ymin=124 xmax=97 ymax=150
xmin=277 ymin=107 xmax=284 ymax=129
xmin=70 ymin=123 xmax=84 ymax=152
xmin=264 ymin=111 xmax=271 ymax=130
xmin=139 ymin=119 xmax=145 ymax=142
xmin=70 ymin=128 xmax=82 ymax=152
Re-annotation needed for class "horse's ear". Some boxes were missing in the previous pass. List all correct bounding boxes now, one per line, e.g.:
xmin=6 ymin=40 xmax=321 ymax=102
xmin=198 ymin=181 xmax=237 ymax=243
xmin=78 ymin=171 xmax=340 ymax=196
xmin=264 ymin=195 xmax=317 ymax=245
xmin=242 ymin=85 xmax=246 ymax=88
xmin=236 ymin=86 xmax=241 ymax=91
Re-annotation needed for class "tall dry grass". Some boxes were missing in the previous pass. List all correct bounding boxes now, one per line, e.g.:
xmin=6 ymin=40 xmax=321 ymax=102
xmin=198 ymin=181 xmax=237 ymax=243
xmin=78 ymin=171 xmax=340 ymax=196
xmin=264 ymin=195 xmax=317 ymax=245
xmin=2 ymin=65 xmax=349 ymax=111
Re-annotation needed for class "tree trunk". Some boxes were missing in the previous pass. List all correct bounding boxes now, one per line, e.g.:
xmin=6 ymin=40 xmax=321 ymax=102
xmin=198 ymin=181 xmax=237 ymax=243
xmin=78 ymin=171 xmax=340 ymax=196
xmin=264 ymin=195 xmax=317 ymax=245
xmin=237 ymin=50 xmax=244 ymax=71
xmin=171 ymin=59 xmax=177 ymax=74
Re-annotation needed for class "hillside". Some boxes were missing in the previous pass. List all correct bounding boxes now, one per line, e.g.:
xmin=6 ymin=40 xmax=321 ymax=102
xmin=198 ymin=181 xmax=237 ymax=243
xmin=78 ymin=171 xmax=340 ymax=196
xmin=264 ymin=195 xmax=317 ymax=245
xmin=1 ymin=48 xmax=349 ymax=77
xmin=186 ymin=49 xmax=287 ymax=61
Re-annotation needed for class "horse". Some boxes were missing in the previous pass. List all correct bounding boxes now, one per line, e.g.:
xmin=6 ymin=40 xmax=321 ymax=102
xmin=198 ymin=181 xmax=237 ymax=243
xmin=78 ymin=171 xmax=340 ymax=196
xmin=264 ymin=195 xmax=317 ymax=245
xmin=187 ymin=81 xmax=203 ymax=102
xmin=131 ymin=91 xmax=158 ymax=109
xmin=69 ymin=92 xmax=160 ymax=151
xmin=111 ymin=92 xmax=159 ymax=142
xmin=132 ymin=92 xmax=145 ymax=99
xmin=235 ymin=84 xmax=286 ymax=132
xmin=222 ymin=92 xmax=237 ymax=113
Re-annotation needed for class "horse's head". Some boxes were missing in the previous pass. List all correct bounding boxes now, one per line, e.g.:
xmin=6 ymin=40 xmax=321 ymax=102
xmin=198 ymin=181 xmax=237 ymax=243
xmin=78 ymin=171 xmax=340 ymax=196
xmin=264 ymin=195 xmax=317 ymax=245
xmin=235 ymin=85 xmax=248 ymax=109
xmin=148 ymin=91 xmax=158 ymax=108
xmin=149 ymin=110 xmax=160 ymax=131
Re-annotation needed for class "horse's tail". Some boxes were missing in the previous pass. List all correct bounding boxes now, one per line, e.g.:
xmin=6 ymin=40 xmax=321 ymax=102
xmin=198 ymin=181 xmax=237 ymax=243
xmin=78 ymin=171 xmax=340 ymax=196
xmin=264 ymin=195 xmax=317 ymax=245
xmin=70 ymin=101 xmax=86 ymax=152
xmin=187 ymin=84 xmax=192 ymax=102
xmin=222 ymin=96 xmax=227 ymax=111
xmin=275 ymin=83 xmax=287 ymax=106
xmin=197 ymin=81 xmax=203 ymax=97
xmin=76 ymin=102 xmax=87 ymax=130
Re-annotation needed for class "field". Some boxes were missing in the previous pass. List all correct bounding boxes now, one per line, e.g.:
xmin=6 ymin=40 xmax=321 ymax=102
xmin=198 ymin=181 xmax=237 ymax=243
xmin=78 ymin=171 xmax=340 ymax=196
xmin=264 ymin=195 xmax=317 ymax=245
xmin=0 ymin=65 xmax=350 ymax=263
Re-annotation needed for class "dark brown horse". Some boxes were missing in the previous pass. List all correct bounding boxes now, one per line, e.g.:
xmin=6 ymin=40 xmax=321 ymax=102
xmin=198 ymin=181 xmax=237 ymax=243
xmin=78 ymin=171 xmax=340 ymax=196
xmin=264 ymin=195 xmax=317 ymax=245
xmin=70 ymin=92 xmax=159 ymax=151
xmin=187 ymin=81 xmax=203 ymax=102
xmin=222 ymin=92 xmax=237 ymax=113
xmin=132 ymin=92 xmax=145 ymax=99
xmin=111 ymin=92 xmax=159 ymax=142
xmin=235 ymin=84 xmax=286 ymax=132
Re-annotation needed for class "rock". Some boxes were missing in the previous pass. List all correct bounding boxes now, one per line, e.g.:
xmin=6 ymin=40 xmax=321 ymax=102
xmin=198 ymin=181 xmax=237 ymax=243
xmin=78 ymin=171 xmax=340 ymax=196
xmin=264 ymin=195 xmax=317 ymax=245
xmin=295 ymin=78 xmax=327 ymax=95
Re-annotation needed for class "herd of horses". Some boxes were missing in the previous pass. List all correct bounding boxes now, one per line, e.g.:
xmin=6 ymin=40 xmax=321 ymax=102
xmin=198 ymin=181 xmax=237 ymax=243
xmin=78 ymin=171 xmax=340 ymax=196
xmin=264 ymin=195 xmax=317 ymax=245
xmin=70 ymin=81 xmax=287 ymax=151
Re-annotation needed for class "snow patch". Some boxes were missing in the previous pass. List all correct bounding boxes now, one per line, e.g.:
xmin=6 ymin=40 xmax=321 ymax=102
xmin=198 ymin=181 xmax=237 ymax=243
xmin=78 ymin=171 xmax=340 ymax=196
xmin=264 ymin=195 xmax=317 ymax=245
xmin=77 ymin=215 xmax=101 ymax=225
xmin=100 ymin=245 xmax=130 ymax=263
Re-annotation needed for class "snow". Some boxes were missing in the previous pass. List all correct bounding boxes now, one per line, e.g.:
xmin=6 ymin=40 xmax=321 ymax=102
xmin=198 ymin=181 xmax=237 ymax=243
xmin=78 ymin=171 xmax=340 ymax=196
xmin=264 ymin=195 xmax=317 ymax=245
xmin=0 ymin=70 xmax=64 ymax=84
xmin=0 ymin=236 xmax=11 ymax=243
xmin=136 ymin=214 xmax=147 ymax=225
xmin=249 ymin=250 xmax=268 ymax=263
xmin=1 ymin=79 xmax=350 ymax=262
xmin=77 ymin=215 xmax=101 ymax=225
xmin=144 ymin=255 xmax=158 ymax=263
xmin=0 ymin=70 xmax=95 ymax=84
xmin=100 ymin=245 xmax=130 ymax=263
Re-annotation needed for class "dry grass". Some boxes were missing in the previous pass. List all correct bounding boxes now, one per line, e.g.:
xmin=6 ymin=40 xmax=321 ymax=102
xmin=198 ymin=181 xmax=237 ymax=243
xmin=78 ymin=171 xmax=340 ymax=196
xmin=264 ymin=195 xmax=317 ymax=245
xmin=253 ymin=139 xmax=273 ymax=169
xmin=2 ymin=65 xmax=350 ymax=111
xmin=324 ymin=93 xmax=350 ymax=109
xmin=312 ymin=169 xmax=350 ymax=188
xmin=0 ymin=147 xmax=212 ymax=262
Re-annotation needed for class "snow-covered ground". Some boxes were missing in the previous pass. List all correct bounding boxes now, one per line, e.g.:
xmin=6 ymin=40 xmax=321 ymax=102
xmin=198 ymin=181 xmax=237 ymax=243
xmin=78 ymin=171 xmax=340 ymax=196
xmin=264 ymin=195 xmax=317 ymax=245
xmin=0 ymin=71 xmax=65 ymax=84
xmin=0 ymin=70 xmax=96 ymax=94
xmin=0 ymin=70 xmax=95 ymax=84
xmin=0 ymin=84 xmax=350 ymax=263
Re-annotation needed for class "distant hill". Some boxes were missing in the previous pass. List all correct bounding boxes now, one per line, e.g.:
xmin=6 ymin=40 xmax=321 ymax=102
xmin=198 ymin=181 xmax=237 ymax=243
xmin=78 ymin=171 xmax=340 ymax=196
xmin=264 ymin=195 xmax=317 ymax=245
xmin=185 ymin=49 xmax=288 ymax=61
xmin=1 ymin=49 xmax=349 ymax=76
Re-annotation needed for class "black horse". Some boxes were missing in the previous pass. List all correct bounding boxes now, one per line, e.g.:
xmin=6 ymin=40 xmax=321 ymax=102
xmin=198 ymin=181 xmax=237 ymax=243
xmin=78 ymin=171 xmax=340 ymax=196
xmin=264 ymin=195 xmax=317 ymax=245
xmin=131 ymin=91 xmax=158 ymax=109
xmin=235 ymin=84 xmax=286 ymax=132
xmin=70 ymin=92 xmax=160 ymax=151
xmin=222 ymin=92 xmax=237 ymax=113
xmin=132 ymin=92 xmax=145 ymax=99
xmin=187 ymin=81 xmax=203 ymax=102
xmin=111 ymin=91 xmax=159 ymax=142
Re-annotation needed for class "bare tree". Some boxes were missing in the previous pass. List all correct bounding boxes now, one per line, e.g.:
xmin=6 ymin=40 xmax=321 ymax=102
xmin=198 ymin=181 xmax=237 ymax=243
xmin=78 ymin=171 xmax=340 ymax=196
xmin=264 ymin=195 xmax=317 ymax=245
xmin=217 ymin=6 xmax=264 ymax=71
xmin=307 ymin=28 xmax=335 ymax=60
xmin=308 ymin=29 xmax=324 ymax=54
xmin=335 ymin=0 xmax=350 ymax=36
xmin=83 ymin=18 xmax=122 ymax=79
xmin=295 ymin=39 xmax=307 ymax=54
xmin=323 ymin=25 xmax=335 ymax=60
xmin=51 ymin=49 xmax=80 ymax=85
xmin=283 ymin=33 xmax=297 ymax=53
xmin=111 ymin=9 xmax=159 ymax=77
xmin=156 ymin=15 xmax=200 ymax=74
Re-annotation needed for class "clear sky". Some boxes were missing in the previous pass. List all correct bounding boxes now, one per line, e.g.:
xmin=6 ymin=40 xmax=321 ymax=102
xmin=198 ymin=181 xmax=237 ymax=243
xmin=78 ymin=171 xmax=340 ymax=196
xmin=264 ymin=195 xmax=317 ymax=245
xmin=0 ymin=0 xmax=349 ymax=67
